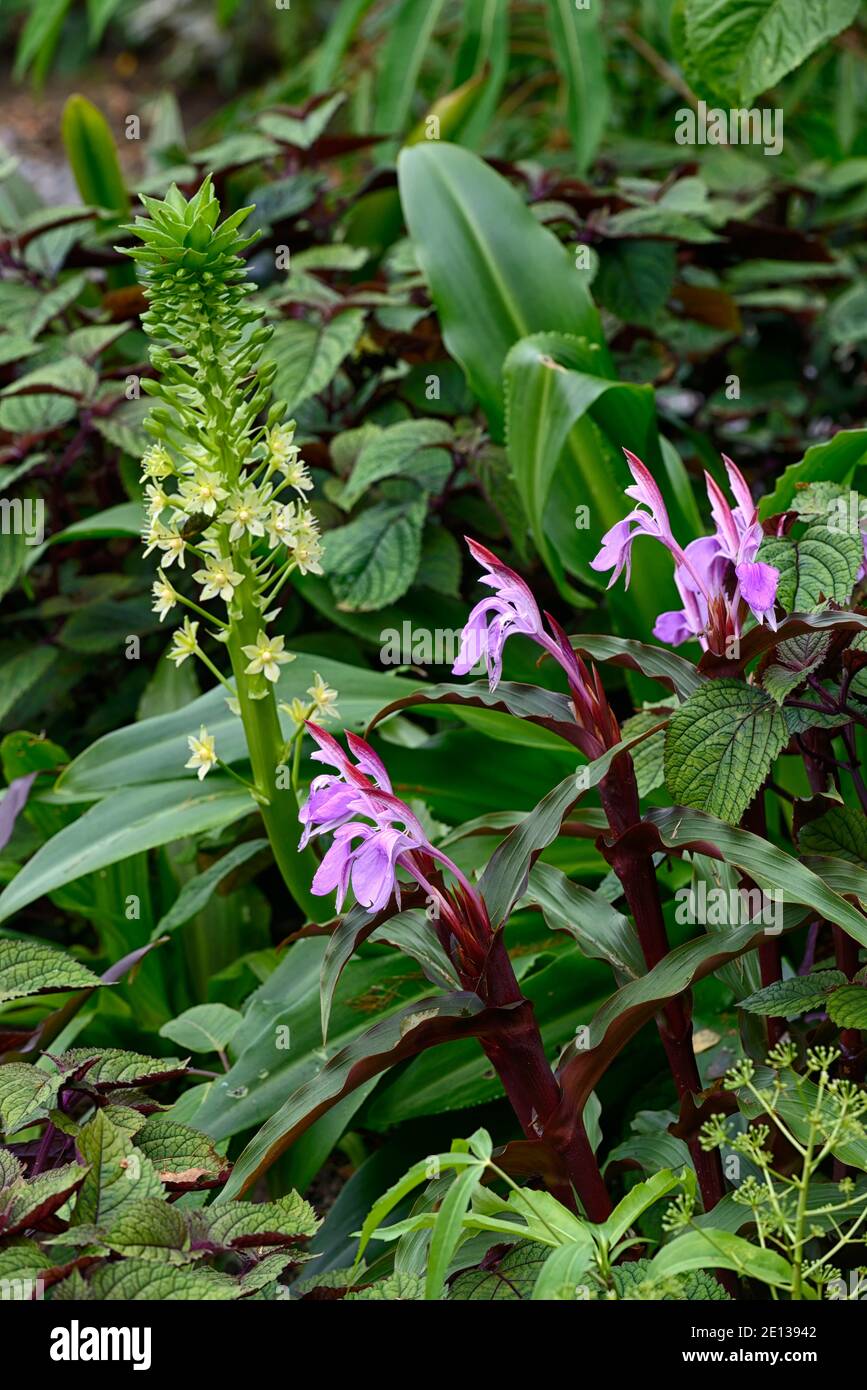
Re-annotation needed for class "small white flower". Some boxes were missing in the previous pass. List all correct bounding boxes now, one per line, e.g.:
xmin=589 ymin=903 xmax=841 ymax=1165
xmin=185 ymin=725 xmax=217 ymax=779
xmin=241 ymin=630 xmax=294 ymax=683
xmin=282 ymin=457 xmax=313 ymax=496
xmin=178 ymin=470 xmax=229 ymax=517
xmin=266 ymin=422 xmax=299 ymax=473
xmin=144 ymin=482 xmax=171 ymax=521
xmin=168 ymin=617 xmax=199 ymax=666
xmin=265 ymin=502 xmax=294 ymax=549
xmin=308 ymin=672 xmax=340 ymax=723
xmin=193 ymin=555 xmax=244 ymax=604
xmin=221 ymin=485 xmax=267 ymax=542
xmin=289 ymin=532 xmax=323 ymax=576
xmin=151 ymin=575 xmax=177 ymax=621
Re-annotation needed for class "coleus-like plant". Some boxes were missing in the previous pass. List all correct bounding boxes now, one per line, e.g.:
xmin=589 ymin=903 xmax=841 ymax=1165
xmin=0 ymin=938 xmax=318 ymax=1300
xmin=215 ymin=448 xmax=867 ymax=1249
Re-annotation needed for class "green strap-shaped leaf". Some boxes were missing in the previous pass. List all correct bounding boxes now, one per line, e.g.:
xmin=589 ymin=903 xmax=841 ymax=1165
xmin=646 ymin=806 xmax=867 ymax=946
xmin=545 ymin=0 xmax=608 ymax=173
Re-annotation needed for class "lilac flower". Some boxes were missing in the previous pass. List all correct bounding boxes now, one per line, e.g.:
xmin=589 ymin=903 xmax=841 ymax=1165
xmin=452 ymin=538 xmax=620 ymax=755
xmin=299 ymin=724 xmax=482 ymax=919
xmin=591 ymin=450 xmax=779 ymax=651
xmin=453 ymin=538 xmax=561 ymax=689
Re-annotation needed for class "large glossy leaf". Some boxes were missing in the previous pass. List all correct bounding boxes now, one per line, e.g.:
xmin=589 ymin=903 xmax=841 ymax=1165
xmin=759 ymin=428 xmax=867 ymax=518
xmin=57 ymin=654 xmax=422 ymax=796
xmin=373 ymin=0 xmax=448 ymax=138
xmin=215 ymin=990 xmax=498 ymax=1199
xmin=645 ymin=807 xmax=867 ymax=946
xmin=397 ymin=143 xmax=606 ymax=439
xmin=649 ymin=1229 xmax=791 ymax=1288
xmin=0 ymin=781 xmax=252 ymax=925
xmin=504 ymin=332 xmax=697 ymax=623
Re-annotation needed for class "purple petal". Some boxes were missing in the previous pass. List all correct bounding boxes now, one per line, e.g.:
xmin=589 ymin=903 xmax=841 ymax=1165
xmin=736 ymin=560 xmax=779 ymax=615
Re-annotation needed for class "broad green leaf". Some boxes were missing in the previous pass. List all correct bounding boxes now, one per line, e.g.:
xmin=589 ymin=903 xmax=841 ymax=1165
xmin=739 ymin=970 xmax=847 ymax=1020
xmin=545 ymin=0 xmax=608 ymax=172
xmin=348 ymin=1273 xmax=425 ymax=1300
xmin=4 ymin=1163 xmax=88 ymax=1235
xmin=532 ymin=1238 xmax=595 ymax=1300
xmin=503 ymin=332 xmax=695 ymax=624
xmin=448 ymin=1242 xmax=550 ymax=1300
xmin=426 ymin=1162 xmax=486 ymax=1300
xmin=102 ymin=1197 xmax=189 ymax=1261
xmin=134 ymin=1114 xmax=227 ymax=1186
xmin=683 ymin=0 xmax=860 ymax=105
xmin=0 ymin=647 xmax=57 ymax=722
xmin=0 ymin=1064 xmax=64 ymax=1135
xmin=398 ymin=143 xmax=605 ymax=440
xmin=58 ymin=653 xmax=422 ymax=794
xmin=215 ymin=990 xmax=490 ymax=1199
xmin=760 ymin=630 xmax=830 ymax=703
xmin=600 ymin=1170 xmax=685 ymax=1248
xmin=323 ymin=497 xmax=427 ymax=610
xmin=153 ymin=838 xmax=268 ymax=939
xmin=0 ymin=780 xmax=253 ymax=924
xmin=664 ymin=680 xmax=789 ymax=823
xmin=759 ymin=522 xmax=862 ymax=611
xmin=61 ymin=94 xmax=129 ymax=219
xmin=338 ymin=418 xmax=453 ymax=510
xmin=57 ymin=1257 xmax=239 ymax=1300
xmin=799 ymin=806 xmax=867 ymax=864
xmin=759 ymin=429 xmax=867 ymax=518
xmin=159 ymin=1003 xmax=243 ymax=1055
xmin=59 ymin=1047 xmax=186 ymax=1087
xmin=571 ymin=633 xmax=703 ymax=698
xmin=595 ymin=241 xmax=675 ymax=325
xmin=267 ymin=310 xmax=364 ymax=414
xmin=827 ymin=985 xmax=867 ymax=1029
xmin=0 ymin=937 xmax=100 ymax=1003
xmin=50 ymin=502 xmax=143 ymax=543
xmin=650 ymin=1229 xmax=791 ymax=1288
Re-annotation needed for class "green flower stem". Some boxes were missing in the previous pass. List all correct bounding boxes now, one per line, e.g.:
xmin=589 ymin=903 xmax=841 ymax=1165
xmin=227 ymin=594 xmax=324 ymax=922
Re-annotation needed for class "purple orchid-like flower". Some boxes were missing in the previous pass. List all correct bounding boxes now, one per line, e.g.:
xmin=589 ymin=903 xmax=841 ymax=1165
xmin=299 ymin=723 xmax=485 ymax=924
xmin=452 ymin=538 xmax=621 ymax=755
xmin=591 ymin=450 xmax=779 ymax=652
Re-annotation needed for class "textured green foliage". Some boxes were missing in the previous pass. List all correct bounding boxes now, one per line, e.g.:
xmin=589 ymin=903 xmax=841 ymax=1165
xmin=664 ymin=681 xmax=789 ymax=822
xmin=0 ymin=938 xmax=100 ymax=1003
xmin=739 ymin=970 xmax=847 ymax=1020
xmin=799 ymin=806 xmax=867 ymax=864
xmin=680 ymin=0 xmax=861 ymax=104
xmin=827 ymin=986 xmax=867 ymax=1029
xmin=759 ymin=523 xmax=863 ymax=611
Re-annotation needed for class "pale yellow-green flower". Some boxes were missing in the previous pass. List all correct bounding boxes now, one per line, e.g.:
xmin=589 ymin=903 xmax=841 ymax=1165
xmin=185 ymin=725 xmax=217 ymax=779
xmin=308 ymin=672 xmax=340 ymax=722
xmin=140 ymin=443 xmax=174 ymax=481
xmin=178 ymin=470 xmax=229 ymax=517
xmin=221 ymin=485 xmax=268 ymax=542
xmin=151 ymin=575 xmax=177 ymax=622
xmin=242 ymin=630 xmax=294 ymax=683
xmin=168 ymin=617 xmax=200 ymax=666
xmin=193 ymin=555 xmax=244 ymax=603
